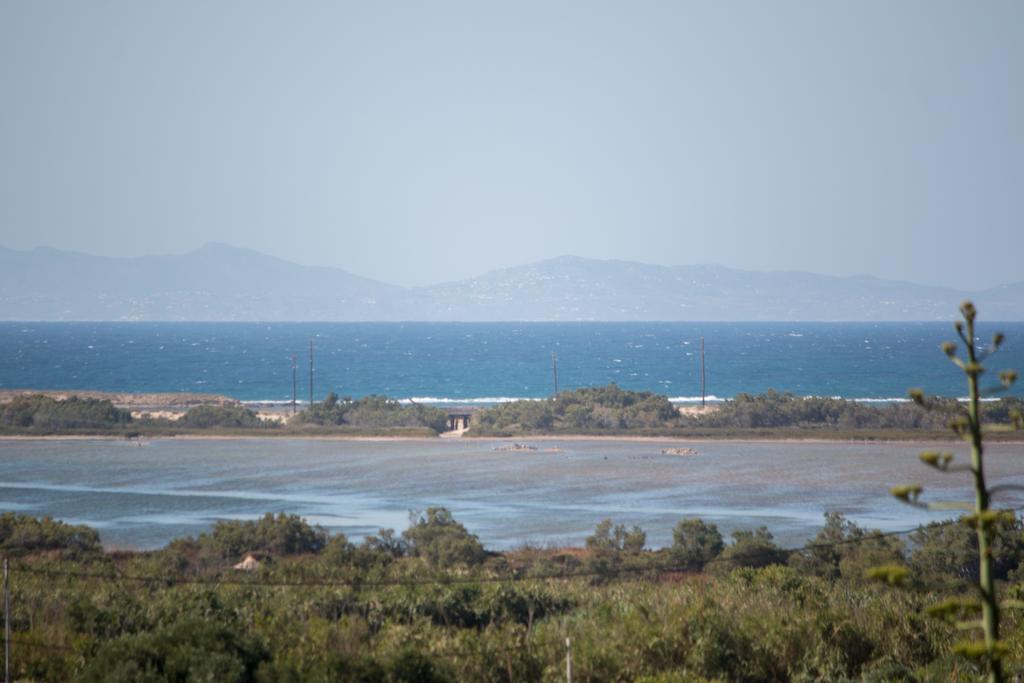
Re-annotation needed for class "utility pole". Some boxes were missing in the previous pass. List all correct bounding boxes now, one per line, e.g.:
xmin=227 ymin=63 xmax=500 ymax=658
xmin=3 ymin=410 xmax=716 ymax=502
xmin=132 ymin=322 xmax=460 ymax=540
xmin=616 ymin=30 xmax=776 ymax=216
xmin=309 ymin=340 xmax=315 ymax=408
xmin=565 ymin=637 xmax=573 ymax=683
xmin=4 ymin=557 xmax=9 ymax=683
xmin=291 ymin=355 xmax=297 ymax=415
xmin=700 ymin=337 xmax=706 ymax=408
xmin=551 ymin=351 xmax=559 ymax=397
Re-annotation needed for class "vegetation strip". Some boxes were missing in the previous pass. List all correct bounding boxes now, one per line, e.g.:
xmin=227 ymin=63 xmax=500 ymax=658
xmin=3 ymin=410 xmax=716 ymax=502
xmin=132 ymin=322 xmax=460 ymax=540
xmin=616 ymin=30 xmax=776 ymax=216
xmin=2 ymin=385 xmax=1023 ymax=439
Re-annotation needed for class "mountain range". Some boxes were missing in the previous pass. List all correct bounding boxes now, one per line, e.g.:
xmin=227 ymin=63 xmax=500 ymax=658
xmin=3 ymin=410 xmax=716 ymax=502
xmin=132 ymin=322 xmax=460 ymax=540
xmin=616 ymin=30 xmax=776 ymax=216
xmin=1 ymin=243 xmax=1021 ymax=322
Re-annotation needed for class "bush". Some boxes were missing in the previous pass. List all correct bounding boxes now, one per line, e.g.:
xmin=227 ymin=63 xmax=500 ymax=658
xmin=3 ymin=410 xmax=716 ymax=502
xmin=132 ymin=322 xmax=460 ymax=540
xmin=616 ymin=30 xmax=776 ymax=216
xmin=789 ymin=512 xmax=905 ymax=582
xmin=0 ymin=394 xmax=131 ymax=432
xmin=712 ymin=527 xmax=787 ymax=573
xmin=671 ymin=518 xmax=724 ymax=570
xmin=298 ymin=393 xmax=448 ymax=432
xmin=178 ymin=404 xmax=264 ymax=429
xmin=471 ymin=384 xmax=680 ymax=435
xmin=402 ymin=508 xmax=486 ymax=567
xmin=686 ymin=390 xmax=961 ymax=431
xmin=910 ymin=515 xmax=1024 ymax=588
xmin=80 ymin=618 xmax=269 ymax=683
xmin=586 ymin=519 xmax=647 ymax=554
xmin=0 ymin=512 xmax=101 ymax=558
xmin=201 ymin=512 xmax=328 ymax=560
xmin=2 ymin=511 xmax=994 ymax=681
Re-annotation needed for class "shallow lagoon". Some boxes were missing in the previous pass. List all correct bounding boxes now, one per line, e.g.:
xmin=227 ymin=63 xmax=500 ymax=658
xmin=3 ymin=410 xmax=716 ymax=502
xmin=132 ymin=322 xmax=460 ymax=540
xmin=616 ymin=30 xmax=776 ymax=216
xmin=2 ymin=437 xmax=1022 ymax=550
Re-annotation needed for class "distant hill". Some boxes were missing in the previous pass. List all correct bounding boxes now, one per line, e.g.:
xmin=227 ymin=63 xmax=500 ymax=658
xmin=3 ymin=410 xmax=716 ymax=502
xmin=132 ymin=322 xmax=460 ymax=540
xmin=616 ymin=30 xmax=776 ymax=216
xmin=0 ymin=243 xmax=401 ymax=321
xmin=1 ymin=244 xmax=1021 ymax=321
xmin=413 ymin=256 xmax=972 ymax=321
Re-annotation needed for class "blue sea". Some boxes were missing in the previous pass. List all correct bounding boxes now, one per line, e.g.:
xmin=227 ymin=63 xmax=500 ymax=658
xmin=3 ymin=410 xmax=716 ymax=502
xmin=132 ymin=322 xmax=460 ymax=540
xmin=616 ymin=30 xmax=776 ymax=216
xmin=3 ymin=321 xmax=1024 ymax=550
xmin=1 ymin=321 xmax=1022 ymax=403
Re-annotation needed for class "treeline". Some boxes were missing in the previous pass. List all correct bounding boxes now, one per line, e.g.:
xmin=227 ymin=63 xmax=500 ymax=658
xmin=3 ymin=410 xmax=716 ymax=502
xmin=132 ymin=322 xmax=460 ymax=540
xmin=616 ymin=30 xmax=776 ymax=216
xmin=3 ymin=388 xmax=1022 ymax=437
xmin=0 ymin=394 xmax=132 ymax=433
xmin=468 ymin=385 xmax=1024 ymax=436
xmin=5 ymin=508 xmax=1024 ymax=680
xmin=683 ymin=390 xmax=1024 ymax=431
xmin=295 ymin=392 xmax=449 ymax=433
xmin=0 ymin=512 xmax=101 ymax=558
xmin=0 ymin=394 xmax=273 ymax=435
xmin=0 ymin=393 xmax=449 ymax=436
xmin=470 ymin=384 xmax=680 ymax=436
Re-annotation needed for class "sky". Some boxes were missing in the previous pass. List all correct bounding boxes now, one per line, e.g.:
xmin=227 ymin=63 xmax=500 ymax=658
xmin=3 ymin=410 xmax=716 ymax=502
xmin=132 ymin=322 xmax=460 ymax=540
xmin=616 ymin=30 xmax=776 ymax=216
xmin=1 ymin=2 xmax=1021 ymax=289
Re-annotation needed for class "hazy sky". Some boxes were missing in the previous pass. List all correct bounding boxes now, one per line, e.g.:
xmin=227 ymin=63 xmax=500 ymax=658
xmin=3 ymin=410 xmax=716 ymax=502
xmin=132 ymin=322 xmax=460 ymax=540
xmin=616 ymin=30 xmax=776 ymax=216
xmin=1 ymin=2 xmax=1021 ymax=289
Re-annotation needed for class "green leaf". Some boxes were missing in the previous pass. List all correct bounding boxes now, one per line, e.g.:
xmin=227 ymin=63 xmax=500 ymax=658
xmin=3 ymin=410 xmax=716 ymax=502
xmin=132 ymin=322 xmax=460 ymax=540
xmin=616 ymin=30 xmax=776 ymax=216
xmin=919 ymin=451 xmax=954 ymax=471
xmin=952 ymin=639 xmax=1008 ymax=661
xmin=865 ymin=564 xmax=908 ymax=586
xmin=926 ymin=597 xmax=982 ymax=623
xmin=890 ymin=484 xmax=923 ymax=505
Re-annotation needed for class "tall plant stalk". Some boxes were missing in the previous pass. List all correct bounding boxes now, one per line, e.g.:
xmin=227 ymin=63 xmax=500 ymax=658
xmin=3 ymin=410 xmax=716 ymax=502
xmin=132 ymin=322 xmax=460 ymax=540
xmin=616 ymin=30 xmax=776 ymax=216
xmin=961 ymin=303 xmax=1001 ymax=683
xmin=899 ymin=301 xmax=1020 ymax=682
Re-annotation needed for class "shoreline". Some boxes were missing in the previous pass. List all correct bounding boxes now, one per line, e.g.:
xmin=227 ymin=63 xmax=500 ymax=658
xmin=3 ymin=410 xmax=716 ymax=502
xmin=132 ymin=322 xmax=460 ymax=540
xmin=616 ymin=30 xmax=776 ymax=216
xmin=2 ymin=433 xmax=1019 ymax=445
xmin=3 ymin=388 xmax=1021 ymax=445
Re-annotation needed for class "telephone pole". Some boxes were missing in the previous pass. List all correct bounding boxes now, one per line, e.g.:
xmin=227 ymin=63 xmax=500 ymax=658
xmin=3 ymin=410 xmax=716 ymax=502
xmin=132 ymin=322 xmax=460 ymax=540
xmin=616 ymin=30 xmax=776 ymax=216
xmin=4 ymin=557 xmax=9 ymax=683
xmin=700 ymin=337 xmax=706 ymax=408
xmin=309 ymin=340 xmax=315 ymax=407
xmin=551 ymin=351 xmax=559 ymax=397
xmin=291 ymin=355 xmax=297 ymax=415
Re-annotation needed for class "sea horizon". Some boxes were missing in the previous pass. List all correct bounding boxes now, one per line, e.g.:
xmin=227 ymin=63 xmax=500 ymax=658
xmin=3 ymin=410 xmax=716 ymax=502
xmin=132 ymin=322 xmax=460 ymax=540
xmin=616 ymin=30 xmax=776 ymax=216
xmin=3 ymin=320 xmax=1022 ymax=404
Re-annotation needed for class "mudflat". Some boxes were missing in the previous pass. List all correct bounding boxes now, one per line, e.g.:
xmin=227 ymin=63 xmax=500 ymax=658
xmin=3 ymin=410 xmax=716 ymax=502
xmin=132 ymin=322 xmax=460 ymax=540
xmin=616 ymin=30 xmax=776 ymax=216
xmin=2 ymin=437 xmax=1020 ymax=551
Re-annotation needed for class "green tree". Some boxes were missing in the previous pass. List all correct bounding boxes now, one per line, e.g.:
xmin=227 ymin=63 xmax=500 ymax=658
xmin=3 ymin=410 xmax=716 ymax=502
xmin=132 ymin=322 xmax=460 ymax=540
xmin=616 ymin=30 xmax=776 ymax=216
xmin=178 ymin=404 xmax=263 ymax=429
xmin=469 ymin=384 xmax=681 ymax=435
xmin=790 ymin=512 xmax=905 ymax=582
xmin=670 ymin=518 xmax=724 ymax=570
xmin=80 ymin=619 xmax=269 ymax=683
xmin=0 ymin=512 xmax=101 ymax=558
xmin=206 ymin=512 xmax=328 ymax=560
xmin=402 ymin=508 xmax=486 ymax=567
xmin=712 ymin=527 xmax=786 ymax=573
xmin=297 ymin=393 xmax=448 ymax=432
xmin=0 ymin=394 xmax=131 ymax=432
xmin=585 ymin=519 xmax=647 ymax=553
xmin=909 ymin=517 xmax=1024 ymax=590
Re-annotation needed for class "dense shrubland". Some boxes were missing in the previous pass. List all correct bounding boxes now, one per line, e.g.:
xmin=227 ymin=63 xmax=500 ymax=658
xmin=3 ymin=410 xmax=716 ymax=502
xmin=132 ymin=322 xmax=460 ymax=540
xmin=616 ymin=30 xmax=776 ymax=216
xmin=2 ymin=388 xmax=1021 ymax=437
xmin=688 ymin=390 xmax=950 ymax=430
xmin=468 ymin=386 xmax=1024 ymax=437
xmin=0 ymin=394 xmax=131 ymax=433
xmin=6 ymin=508 xmax=1024 ymax=681
xmin=0 ymin=512 xmax=101 ymax=559
xmin=295 ymin=392 xmax=449 ymax=433
xmin=0 ymin=392 xmax=449 ymax=435
xmin=176 ymin=404 xmax=266 ymax=429
xmin=687 ymin=390 xmax=1024 ymax=431
xmin=470 ymin=385 xmax=680 ymax=435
